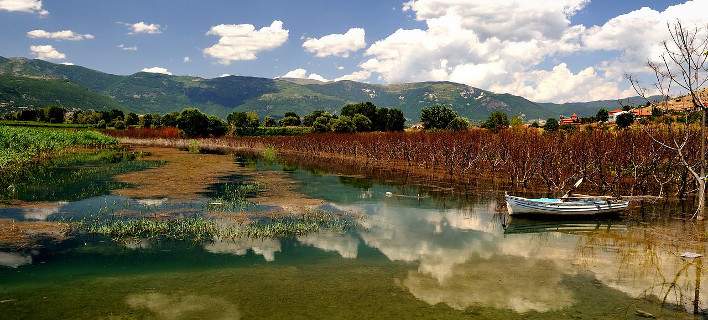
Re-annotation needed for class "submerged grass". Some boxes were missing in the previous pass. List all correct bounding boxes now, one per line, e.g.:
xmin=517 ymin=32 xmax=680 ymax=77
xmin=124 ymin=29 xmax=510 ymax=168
xmin=262 ymin=146 xmax=278 ymax=162
xmin=2 ymin=150 xmax=163 ymax=201
xmin=74 ymin=210 xmax=363 ymax=242
xmin=205 ymin=182 xmax=262 ymax=212
xmin=0 ymin=126 xmax=119 ymax=196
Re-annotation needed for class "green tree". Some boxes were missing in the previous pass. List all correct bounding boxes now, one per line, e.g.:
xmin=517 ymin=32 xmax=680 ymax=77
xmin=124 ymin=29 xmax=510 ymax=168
xmin=596 ymin=108 xmax=609 ymax=122
xmin=263 ymin=116 xmax=278 ymax=127
xmin=284 ymin=112 xmax=299 ymax=119
xmin=616 ymin=112 xmax=635 ymax=129
xmin=228 ymin=111 xmax=259 ymax=133
xmin=420 ymin=105 xmax=457 ymax=130
xmin=447 ymin=117 xmax=470 ymax=131
xmin=113 ymin=120 xmax=126 ymax=130
xmin=313 ymin=116 xmax=332 ymax=132
xmin=352 ymin=114 xmax=373 ymax=132
xmin=140 ymin=113 xmax=154 ymax=128
xmin=177 ymin=108 xmax=210 ymax=137
xmin=125 ymin=113 xmax=139 ymax=126
xmin=331 ymin=116 xmax=356 ymax=133
xmin=544 ymin=118 xmax=559 ymax=132
xmin=279 ymin=116 xmax=302 ymax=126
xmin=509 ymin=116 xmax=524 ymax=128
xmin=150 ymin=113 xmax=162 ymax=127
xmin=374 ymin=108 xmax=406 ymax=131
xmin=161 ymin=112 xmax=179 ymax=127
xmin=342 ymin=102 xmax=378 ymax=121
xmin=45 ymin=106 xmax=66 ymax=123
xmin=207 ymin=116 xmax=227 ymax=136
xmin=304 ymin=110 xmax=329 ymax=127
xmin=481 ymin=111 xmax=510 ymax=132
xmin=109 ymin=109 xmax=125 ymax=122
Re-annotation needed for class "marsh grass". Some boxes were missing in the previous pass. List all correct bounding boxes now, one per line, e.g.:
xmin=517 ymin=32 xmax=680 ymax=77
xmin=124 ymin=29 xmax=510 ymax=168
xmin=1 ymin=150 xmax=163 ymax=201
xmin=75 ymin=209 xmax=363 ymax=242
xmin=262 ymin=146 xmax=278 ymax=162
xmin=205 ymin=182 xmax=262 ymax=212
xmin=188 ymin=139 xmax=200 ymax=154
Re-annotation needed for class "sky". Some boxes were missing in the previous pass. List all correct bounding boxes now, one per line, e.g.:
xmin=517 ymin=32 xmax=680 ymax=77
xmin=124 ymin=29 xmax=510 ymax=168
xmin=0 ymin=0 xmax=705 ymax=103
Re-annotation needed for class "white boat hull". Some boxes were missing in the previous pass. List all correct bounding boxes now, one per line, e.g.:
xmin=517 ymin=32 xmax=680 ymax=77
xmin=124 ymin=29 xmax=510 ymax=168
xmin=505 ymin=195 xmax=628 ymax=216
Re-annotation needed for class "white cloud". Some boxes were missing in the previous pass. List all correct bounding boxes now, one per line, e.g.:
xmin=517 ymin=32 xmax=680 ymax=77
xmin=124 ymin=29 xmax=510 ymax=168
xmin=0 ymin=0 xmax=47 ymax=15
xmin=204 ymin=20 xmax=289 ymax=64
xmin=281 ymin=68 xmax=330 ymax=82
xmin=27 ymin=29 xmax=94 ymax=41
xmin=141 ymin=67 xmax=172 ymax=75
xmin=282 ymin=68 xmax=307 ymax=78
xmin=335 ymin=70 xmax=371 ymax=82
xmin=496 ymin=63 xmax=634 ymax=102
xmin=126 ymin=21 xmax=162 ymax=34
xmin=581 ymin=1 xmax=708 ymax=79
xmin=117 ymin=44 xmax=138 ymax=51
xmin=183 ymin=56 xmax=190 ymax=63
xmin=60 ymin=62 xmax=74 ymax=65
xmin=29 ymin=45 xmax=65 ymax=60
xmin=219 ymin=73 xmax=232 ymax=77
xmin=337 ymin=66 xmax=344 ymax=70
xmin=303 ymin=28 xmax=366 ymax=58
xmin=308 ymin=73 xmax=329 ymax=82
xmin=354 ymin=0 xmax=708 ymax=102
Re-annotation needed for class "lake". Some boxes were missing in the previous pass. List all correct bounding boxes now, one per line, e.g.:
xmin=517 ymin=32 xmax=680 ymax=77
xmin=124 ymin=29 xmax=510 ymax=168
xmin=0 ymin=146 xmax=705 ymax=319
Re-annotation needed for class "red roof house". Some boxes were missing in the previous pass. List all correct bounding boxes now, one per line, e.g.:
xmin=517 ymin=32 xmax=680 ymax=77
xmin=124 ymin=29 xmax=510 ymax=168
xmin=559 ymin=113 xmax=580 ymax=125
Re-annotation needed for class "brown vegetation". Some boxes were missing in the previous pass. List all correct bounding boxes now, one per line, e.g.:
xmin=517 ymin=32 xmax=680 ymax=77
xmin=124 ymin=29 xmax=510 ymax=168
xmin=120 ymin=127 xmax=706 ymax=199
xmin=0 ymin=219 xmax=70 ymax=249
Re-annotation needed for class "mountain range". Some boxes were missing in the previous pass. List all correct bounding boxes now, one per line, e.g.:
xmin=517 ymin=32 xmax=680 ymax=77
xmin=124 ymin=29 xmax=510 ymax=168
xmin=0 ymin=56 xmax=651 ymax=121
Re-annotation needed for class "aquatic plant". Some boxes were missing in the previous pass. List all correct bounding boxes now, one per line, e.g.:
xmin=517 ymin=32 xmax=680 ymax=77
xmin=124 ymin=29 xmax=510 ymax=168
xmin=205 ymin=182 xmax=261 ymax=212
xmin=75 ymin=209 xmax=363 ymax=242
xmin=77 ymin=217 xmax=218 ymax=242
xmin=262 ymin=146 xmax=278 ymax=162
xmin=0 ymin=126 xmax=119 ymax=197
xmin=188 ymin=139 xmax=200 ymax=154
xmin=223 ymin=210 xmax=362 ymax=238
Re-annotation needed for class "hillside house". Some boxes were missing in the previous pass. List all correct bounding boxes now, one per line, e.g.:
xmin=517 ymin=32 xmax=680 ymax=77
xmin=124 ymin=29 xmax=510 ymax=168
xmin=559 ymin=113 xmax=580 ymax=125
xmin=608 ymin=109 xmax=625 ymax=122
xmin=631 ymin=108 xmax=652 ymax=118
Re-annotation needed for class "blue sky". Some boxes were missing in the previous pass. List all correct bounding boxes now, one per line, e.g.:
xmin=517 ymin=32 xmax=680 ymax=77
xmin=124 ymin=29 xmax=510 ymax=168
xmin=0 ymin=0 xmax=704 ymax=102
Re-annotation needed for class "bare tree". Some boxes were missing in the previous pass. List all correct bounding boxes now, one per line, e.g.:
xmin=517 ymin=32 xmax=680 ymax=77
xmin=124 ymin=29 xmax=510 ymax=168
xmin=627 ymin=20 xmax=708 ymax=220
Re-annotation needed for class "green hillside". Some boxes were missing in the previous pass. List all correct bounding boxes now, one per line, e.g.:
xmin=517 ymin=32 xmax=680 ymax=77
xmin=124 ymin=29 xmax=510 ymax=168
xmin=0 ymin=75 xmax=122 ymax=110
xmin=0 ymin=56 xmax=640 ymax=121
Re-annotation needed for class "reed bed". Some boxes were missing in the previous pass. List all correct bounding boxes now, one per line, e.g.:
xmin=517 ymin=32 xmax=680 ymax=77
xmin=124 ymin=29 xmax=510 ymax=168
xmin=105 ymin=127 xmax=180 ymax=139
xmin=121 ymin=126 xmax=704 ymax=198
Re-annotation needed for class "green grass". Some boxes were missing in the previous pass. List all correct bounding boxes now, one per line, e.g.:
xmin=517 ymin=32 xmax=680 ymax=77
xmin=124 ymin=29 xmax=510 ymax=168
xmin=0 ymin=120 xmax=93 ymax=128
xmin=0 ymin=126 xmax=118 ymax=194
xmin=205 ymin=182 xmax=262 ymax=212
xmin=76 ymin=210 xmax=362 ymax=242
xmin=5 ymin=150 xmax=162 ymax=201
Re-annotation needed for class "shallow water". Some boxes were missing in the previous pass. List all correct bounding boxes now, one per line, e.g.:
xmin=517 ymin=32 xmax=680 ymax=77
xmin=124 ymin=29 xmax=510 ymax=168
xmin=0 ymin=149 xmax=706 ymax=319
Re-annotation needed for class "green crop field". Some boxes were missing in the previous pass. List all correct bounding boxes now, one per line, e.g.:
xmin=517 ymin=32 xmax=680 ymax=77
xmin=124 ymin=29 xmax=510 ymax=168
xmin=0 ymin=125 xmax=117 ymax=171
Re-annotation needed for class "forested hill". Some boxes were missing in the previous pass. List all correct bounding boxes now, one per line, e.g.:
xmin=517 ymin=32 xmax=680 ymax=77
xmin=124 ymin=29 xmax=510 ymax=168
xmin=0 ymin=56 xmax=645 ymax=120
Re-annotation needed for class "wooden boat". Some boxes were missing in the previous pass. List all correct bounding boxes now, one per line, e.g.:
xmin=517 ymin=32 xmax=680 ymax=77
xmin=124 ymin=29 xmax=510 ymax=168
xmin=505 ymin=194 xmax=629 ymax=216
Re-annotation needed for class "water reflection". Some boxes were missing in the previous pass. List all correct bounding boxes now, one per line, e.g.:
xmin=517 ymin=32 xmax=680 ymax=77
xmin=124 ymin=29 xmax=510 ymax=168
xmin=205 ymin=238 xmax=282 ymax=262
xmin=0 ymin=251 xmax=32 ymax=268
xmin=1 ymin=153 xmax=706 ymax=317
xmin=126 ymin=292 xmax=241 ymax=320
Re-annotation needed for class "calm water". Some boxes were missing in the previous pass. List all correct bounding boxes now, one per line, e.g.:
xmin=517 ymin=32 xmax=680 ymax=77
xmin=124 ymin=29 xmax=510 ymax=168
xmin=0 ymin=151 xmax=706 ymax=319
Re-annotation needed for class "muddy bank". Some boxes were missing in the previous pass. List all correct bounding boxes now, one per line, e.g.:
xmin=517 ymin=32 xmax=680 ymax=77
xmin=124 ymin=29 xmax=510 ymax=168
xmin=0 ymin=219 xmax=70 ymax=249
